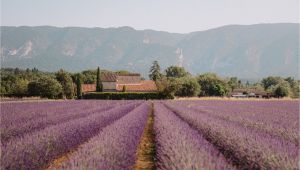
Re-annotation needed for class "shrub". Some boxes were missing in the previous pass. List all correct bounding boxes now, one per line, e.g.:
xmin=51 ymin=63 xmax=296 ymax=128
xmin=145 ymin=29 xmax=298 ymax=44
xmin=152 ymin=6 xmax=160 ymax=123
xmin=28 ymin=76 xmax=63 ymax=99
xmin=197 ymin=73 xmax=229 ymax=96
xmin=174 ymin=77 xmax=201 ymax=97
xmin=82 ymin=92 xmax=170 ymax=100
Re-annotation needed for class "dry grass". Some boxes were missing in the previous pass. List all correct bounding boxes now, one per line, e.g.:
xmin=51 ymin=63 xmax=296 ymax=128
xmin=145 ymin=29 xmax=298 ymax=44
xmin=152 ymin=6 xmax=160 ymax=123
xmin=44 ymin=141 xmax=87 ymax=170
xmin=44 ymin=152 xmax=73 ymax=170
xmin=0 ymin=97 xmax=68 ymax=103
xmin=134 ymin=103 xmax=156 ymax=170
xmin=175 ymin=96 xmax=299 ymax=101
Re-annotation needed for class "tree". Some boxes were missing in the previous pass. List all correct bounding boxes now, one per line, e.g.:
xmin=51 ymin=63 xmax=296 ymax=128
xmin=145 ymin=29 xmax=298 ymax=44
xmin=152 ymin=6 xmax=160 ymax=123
xmin=197 ymin=73 xmax=229 ymax=96
xmin=0 ymin=85 xmax=7 ymax=95
xmin=252 ymin=83 xmax=265 ymax=92
xmin=165 ymin=66 xmax=189 ymax=78
xmin=211 ymin=83 xmax=227 ymax=96
xmin=291 ymin=81 xmax=300 ymax=98
xmin=32 ymin=67 xmax=39 ymax=73
xmin=28 ymin=81 xmax=40 ymax=96
xmin=1 ymin=75 xmax=17 ymax=94
xmin=284 ymin=77 xmax=296 ymax=88
xmin=81 ymin=70 xmax=97 ymax=84
xmin=96 ymin=67 xmax=103 ymax=92
xmin=238 ymin=80 xmax=242 ymax=88
xmin=228 ymin=77 xmax=239 ymax=91
xmin=155 ymin=77 xmax=176 ymax=99
xmin=149 ymin=60 xmax=162 ymax=81
xmin=76 ymin=74 xmax=82 ymax=99
xmin=284 ymin=77 xmax=300 ymax=98
xmin=261 ymin=76 xmax=283 ymax=89
xmin=175 ymin=77 xmax=201 ymax=97
xmin=12 ymin=79 xmax=29 ymax=96
xmin=274 ymin=83 xmax=290 ymax=98
xmin=14 ymin=67 xmax=20 ymax=75
xmin=122 ymin=85 xmax=127 ymax=92
xmin=28 ymin=76 xmax=62 ymax=99
xmin=246 ymin=81 xmax=250 ymax=87
xmin=116 ymin=70 xmax=131 ymax=74
xmin=55 ymin=69 xmax=74 ymax=99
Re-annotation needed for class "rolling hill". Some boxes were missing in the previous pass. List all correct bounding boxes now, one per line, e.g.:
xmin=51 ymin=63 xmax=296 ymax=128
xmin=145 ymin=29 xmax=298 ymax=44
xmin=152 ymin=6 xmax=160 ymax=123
xmin=1 ymin=23 xmax=299 ymax=78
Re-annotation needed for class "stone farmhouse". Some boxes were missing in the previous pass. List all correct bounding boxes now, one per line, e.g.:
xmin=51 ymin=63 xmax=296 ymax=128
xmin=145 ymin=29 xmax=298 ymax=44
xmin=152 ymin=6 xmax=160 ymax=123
xmin=81 ymin=72 xmax=158 ymax=93
xmin=230 ymin=88 xmax=271 ymax=98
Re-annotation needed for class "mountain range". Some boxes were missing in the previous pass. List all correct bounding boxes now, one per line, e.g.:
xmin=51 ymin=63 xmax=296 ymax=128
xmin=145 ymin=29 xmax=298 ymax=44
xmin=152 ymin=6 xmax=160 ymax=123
xmin=1 ymin=23 xmax=299 ymax=79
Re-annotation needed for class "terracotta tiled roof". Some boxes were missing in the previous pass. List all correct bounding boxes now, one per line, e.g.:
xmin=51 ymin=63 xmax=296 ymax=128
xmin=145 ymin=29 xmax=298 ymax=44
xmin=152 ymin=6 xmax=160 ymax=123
xmin=101 ymin=72 xmax=141 ymax=83
xmin=117 ymin=73 xmax=140 ymax=76
xmin=101 ymin=72 xmax=117 ymax=82
xmin=82 ymin=84 xmax=96 ymax=93
xmin=116 ymin=75 xmax=141 ymax=84
xmin=116 ymin=80 xmax=158 ymax=92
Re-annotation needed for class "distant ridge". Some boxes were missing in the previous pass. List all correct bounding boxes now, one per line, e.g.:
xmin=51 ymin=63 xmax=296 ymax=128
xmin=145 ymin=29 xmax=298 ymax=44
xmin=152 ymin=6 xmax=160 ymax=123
xmin=1 ymin=23 xmax=299 ymax=78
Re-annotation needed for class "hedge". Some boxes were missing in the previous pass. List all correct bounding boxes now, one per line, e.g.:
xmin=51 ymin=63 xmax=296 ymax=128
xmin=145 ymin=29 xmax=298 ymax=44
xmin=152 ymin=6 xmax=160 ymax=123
xmin=82 ymin=92 xmax=171 ymax=100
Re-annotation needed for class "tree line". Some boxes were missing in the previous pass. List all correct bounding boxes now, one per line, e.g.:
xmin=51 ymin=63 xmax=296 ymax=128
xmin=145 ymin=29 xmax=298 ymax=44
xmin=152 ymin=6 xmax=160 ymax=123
xmin=1 ymin=63 xmax=299 ymax=99
xmin=0 ymin=67 xmax=125 ymax=99
xmin=148 ymin=61 xmax=300 ymax=98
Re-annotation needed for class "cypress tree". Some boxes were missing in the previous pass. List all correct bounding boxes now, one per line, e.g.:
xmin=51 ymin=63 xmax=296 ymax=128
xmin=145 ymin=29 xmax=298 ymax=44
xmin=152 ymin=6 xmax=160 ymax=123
xmin=122 ymin=85 xmax=127 ymax=92
xmin=149 ymin=60 xmax=162 ymax=81
xmin=96 ymin=67 xmax=103 ymax=92
xmin=76 ymin=75 xmax=82 ymax=99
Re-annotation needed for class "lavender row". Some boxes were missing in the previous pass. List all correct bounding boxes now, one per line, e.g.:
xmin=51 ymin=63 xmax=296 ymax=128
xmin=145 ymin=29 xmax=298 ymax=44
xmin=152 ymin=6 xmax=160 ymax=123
xmin=1 ymin=102 xmax=139 ymax=170
xmin=164 ymin=102 xmax=299 ymax=169
xmin=174 ymin=100 xmax=299 ymax=131
xmin=1 ymin=100 xmax=85 ymax=123
xmin=1 ymin=100 xmax=131 ymax=128
xmin=55 ymin=103 xmax=150 ymax=170
xmin=189 ymin=103 xmax=299 ymax=146
xmin=1 ymin=100 xmax=134 ymax=144
xmin=154 ymin=102 xmax=234 ymax=170
xmin=169 ymin=100 xmax=300 ymax=145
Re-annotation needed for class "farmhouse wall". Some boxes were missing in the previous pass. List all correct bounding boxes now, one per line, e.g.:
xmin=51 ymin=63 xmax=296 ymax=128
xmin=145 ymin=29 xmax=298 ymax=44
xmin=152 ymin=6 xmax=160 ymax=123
xmin=103 ymin=82 xmax=116 ymax=91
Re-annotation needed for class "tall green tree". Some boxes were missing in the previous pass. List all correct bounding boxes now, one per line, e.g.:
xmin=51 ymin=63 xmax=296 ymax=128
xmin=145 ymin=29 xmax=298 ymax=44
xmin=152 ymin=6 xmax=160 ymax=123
xmin=28 ymin=81 xmax=40 ymax=96
xmin=175 ymin=77 xmax=201 ymax=97
xmin=81 ymin=70 xmax=97 ymax=83
xmin=12 ymin=79 xmax=29 ymax=96
xmin=273 ymin=82 xmax=291 ymax=98
xmin=96 ymin=67 xmax=103 ymax=92
xmin=55 ymin=69 xmax=74 ymax=99
xmin=165 ymin=66 xmax=189 ymax=78
xmin=1 ymin=75 xmax=17 ymax=94
xmin=76 ymin=74 xmax=82 ymax=99
xmin=155 ymin=77 xmax=176 ymax=99
xmin=197 ymin=73 xmax=229 ymax=96
xmin=149 ymin=60 xmax=162 ymax=81
xmin=261 ymin=76 xmax=283 ymax=89
xmin=28 ymin=76 xmax=62 ymax=99
xmin=228 ymin=77 xmax=239 ymax=91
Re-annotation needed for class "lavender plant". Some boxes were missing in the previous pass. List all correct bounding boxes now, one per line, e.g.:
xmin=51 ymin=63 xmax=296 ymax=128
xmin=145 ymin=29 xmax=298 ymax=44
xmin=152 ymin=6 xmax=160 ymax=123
xmin=1 ymin=102 xmax=140 ymax=170
xmin=1 ymin=100 xmax=133 ymax=144
xmin=154 ymin=102 xmax=235 ymax=170
xmin=164 ymin=101 xmax=299 ymax=169
xmin=55 ymin=103 xmax=150 ymax=170
xmin=169 ymin=100 xmax=300 ymax=145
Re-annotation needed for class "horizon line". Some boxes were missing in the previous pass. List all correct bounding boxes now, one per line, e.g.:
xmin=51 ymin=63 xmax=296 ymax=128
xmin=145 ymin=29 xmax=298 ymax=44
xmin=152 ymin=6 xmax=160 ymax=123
xmin=1 ymin=22 xmax=299 ymax=34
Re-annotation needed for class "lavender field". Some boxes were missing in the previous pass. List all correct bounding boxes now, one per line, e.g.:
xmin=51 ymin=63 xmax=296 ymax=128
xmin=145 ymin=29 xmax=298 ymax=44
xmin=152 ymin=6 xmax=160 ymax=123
xmin=0 ymin=100 xmax=299 ymax=170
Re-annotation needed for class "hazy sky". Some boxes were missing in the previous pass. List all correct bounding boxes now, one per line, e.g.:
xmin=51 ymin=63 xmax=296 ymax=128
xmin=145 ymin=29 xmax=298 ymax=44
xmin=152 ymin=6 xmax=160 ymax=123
xmin=1 ymin=0 xmax=299 ymax=33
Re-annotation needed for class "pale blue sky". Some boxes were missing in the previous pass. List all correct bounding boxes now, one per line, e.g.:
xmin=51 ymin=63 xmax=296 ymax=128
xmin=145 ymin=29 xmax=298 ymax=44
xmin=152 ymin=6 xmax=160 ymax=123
xmin=1 ymin=0 xmax=299 ymax=33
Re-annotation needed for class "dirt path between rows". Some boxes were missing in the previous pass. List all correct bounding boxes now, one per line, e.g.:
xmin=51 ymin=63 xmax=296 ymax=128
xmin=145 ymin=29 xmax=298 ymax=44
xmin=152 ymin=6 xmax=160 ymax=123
xmin=134 ymin=103 xmax=156 ymax=170
xmin=45 ymin=103 xmax=156 ymax=170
